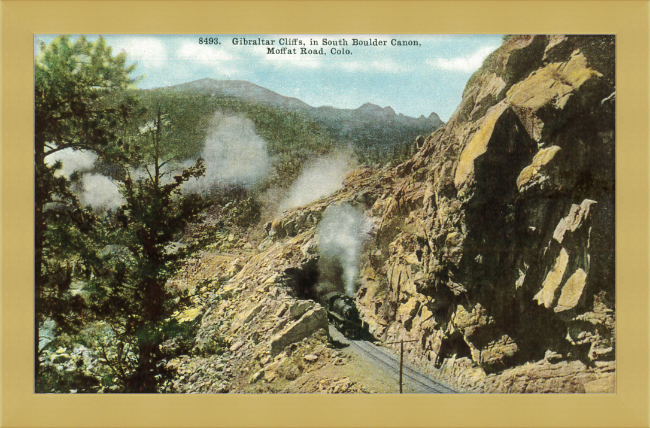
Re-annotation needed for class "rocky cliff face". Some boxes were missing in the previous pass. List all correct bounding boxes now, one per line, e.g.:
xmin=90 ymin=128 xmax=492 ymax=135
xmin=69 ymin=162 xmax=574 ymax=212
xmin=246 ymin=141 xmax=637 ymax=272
xmin=354 ymin=35 xmax=615 ymax=392
xmin=171 ymin=35 xmax=615 ymax=393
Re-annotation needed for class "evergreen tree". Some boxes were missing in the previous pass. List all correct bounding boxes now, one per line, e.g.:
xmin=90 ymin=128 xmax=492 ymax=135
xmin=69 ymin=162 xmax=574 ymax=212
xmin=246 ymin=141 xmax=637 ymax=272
xmin=88 ymin=109 xmax=205 ymax=392
xmin=34 ymin=35 xmax=138 ymax=378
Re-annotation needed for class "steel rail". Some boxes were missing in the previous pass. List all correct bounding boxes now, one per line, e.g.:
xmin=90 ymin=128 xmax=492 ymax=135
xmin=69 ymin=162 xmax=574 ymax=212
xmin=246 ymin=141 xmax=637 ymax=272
xmin=350 ymin=340 xmax=454 ymax=393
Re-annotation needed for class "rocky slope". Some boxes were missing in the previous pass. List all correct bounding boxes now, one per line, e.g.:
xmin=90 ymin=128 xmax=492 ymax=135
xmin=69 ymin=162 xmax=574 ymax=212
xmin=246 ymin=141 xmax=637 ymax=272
xmin=170 ymin=35 xmax=615 ymax=393
xmin=163 ymin=168 xmax=397 ymax=393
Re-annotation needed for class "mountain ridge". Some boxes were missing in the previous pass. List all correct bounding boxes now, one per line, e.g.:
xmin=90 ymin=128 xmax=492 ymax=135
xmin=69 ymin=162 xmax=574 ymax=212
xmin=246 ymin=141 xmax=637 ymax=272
xmin=158 ymin=78 xmax=443 ymax=128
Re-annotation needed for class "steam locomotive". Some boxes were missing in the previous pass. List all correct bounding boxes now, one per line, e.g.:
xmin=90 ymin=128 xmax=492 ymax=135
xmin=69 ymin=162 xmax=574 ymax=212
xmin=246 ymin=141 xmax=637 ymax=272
xmin=321 ymin=291 xmax=366 ymax=339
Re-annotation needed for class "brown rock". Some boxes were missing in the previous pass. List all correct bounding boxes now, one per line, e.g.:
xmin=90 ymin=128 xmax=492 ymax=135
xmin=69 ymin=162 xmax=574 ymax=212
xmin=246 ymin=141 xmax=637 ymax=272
xmin=534 ymin=248 xmax=569 ymax=308
xmin=250 ymin=369 xmax=264 ymax=383
xmin=229 ymin=341 xmax=244 ymax=352
xmin=270 ymin=308 xmax=328 ymax=356
xmin=290 ymin=300 xmax=314 ymax=319
xmin=264 ymin=370 xmax=278 ymax=382
xmin=454 ymin=103 xmax=509 ymax=188
xmin=553 ymin=199 xmax=596 ymax=244
xmin=555 ymin=268 xmax=588 ymax=312
xmin=516 ymin=145 xmax=562 ymax=191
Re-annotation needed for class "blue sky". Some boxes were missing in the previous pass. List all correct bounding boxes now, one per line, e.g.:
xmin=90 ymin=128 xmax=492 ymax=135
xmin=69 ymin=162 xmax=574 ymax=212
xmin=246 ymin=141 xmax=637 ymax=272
xmin=35 ymin=34 xmax=503 ymax=121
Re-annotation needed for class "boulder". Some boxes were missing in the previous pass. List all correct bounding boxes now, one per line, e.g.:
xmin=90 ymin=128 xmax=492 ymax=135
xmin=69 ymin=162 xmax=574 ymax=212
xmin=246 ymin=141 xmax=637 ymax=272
xmin=230 ymin=301 xmax=265 ymax=332
xmin=229 ymin=341 xmax=244 ymax=352
xmin=270 ymin=308 xmax=328 ymax=356
xmin=505 ymin=50 xmax=603 ymax=141
xmin=250 ymin=369 xmax=264 ymax=383
xmin=471 ymin=334 xmax=519 ymax=369
xmin=484 ymin=360 xmax=591 ymax=393
xmin=516 ymin=145 xmax=562 ymax=192
xmin=290 ymin=300 xmax=314 ymax=320
xmin=304 ymin=354 xmax=319 ymax=362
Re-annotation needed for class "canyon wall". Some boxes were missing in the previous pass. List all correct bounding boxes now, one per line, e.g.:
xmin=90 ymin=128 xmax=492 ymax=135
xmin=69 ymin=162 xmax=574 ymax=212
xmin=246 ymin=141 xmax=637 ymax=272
xmin=356 ymin=35 xmax=615 ymax=392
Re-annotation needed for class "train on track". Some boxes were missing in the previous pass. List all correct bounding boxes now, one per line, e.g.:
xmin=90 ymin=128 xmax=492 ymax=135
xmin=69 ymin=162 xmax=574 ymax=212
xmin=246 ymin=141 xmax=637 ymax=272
xmin=321 ymin=291 xmax=368 ymax=339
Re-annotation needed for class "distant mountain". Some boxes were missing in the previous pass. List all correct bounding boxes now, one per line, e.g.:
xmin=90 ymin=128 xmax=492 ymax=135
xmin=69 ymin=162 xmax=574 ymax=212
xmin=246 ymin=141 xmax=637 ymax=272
xmin=168 ymin=79 xmax=312 ymax=112
xmin=166 ymin=78 xmax=443 ymax=124
xmin=161 ymin=78 xmax=444 ymax=151
xmin=311 ymin=102 xmax=442 ymax=128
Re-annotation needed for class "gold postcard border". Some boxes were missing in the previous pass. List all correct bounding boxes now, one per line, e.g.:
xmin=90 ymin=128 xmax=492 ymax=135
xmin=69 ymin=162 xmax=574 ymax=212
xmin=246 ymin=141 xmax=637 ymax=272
xmin=1 ymin=1 xmax=648 ymax=427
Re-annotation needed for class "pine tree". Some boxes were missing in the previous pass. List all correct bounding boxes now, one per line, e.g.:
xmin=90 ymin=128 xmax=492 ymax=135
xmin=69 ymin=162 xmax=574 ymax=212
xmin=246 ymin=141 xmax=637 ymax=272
xmin=34 ymin=35 xmax=138 ymax=379
xmin=88 ymin=109 xmax=205 ymax=392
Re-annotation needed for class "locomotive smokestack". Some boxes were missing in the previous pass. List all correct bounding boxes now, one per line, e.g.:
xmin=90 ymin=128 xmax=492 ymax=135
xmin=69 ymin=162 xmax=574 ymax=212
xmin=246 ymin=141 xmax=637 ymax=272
xmin=316 ymin=203 xmax=369 ymax=296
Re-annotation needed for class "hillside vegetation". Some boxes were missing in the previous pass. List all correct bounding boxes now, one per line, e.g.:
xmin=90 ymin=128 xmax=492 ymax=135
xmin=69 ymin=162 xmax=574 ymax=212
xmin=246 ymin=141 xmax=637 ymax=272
xmin=128 ymin=80 xmax=442 ymax=179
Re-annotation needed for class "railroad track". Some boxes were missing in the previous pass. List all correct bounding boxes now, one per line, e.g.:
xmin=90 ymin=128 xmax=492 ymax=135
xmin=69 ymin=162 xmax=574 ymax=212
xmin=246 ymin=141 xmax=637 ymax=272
xmin=350 ymin=339 xmax=457 ymax=394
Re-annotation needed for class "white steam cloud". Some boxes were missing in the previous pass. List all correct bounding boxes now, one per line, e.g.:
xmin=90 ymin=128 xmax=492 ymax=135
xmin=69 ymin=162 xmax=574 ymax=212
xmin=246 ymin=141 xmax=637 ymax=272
xmin=45 ymin=148 xmax=123 ymax=211
xmin=45 ymin=148 xmax=97 ymax=178
xmin=44 ymin=112 xmax=271 ymax=209
xmin=183 ymin=112 xmax=271 ymax=194
xmin=78 ymin=174 xmax=124 ymax=211
xmin=279 ymin=153 xmax=355 ymax=212
xmin=316 ymin=204 xmax=370 ymax=296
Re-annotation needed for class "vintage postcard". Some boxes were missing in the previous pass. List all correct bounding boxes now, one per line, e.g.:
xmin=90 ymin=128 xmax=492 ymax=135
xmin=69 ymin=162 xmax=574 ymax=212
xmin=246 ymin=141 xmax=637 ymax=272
xmin=34 ymin=33 xmax=615 ymax=394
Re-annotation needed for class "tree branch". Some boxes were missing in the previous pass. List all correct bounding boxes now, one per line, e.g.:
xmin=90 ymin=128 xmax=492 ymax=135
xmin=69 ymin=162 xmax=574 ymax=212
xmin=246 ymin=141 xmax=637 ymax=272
xmin=44 ymin=144 xmax=103 ymax=158
xmin=97 ymin=340 xmax=127 ymax=383
xmin=144 ymin=165 xmax=154 ymax=183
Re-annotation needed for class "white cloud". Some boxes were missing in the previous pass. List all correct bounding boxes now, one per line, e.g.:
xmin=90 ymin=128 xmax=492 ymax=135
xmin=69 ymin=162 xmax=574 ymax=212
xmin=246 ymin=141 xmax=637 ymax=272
xmin=337 ymin=59 xmax=404 ymax=73
xmin=174 ymin=41 xmax=243 ymax=76
xmin=171 ymin=55 xmax=241 ymax=79
xmin=113 ymin=37 xmax=168 ymax=68
xmin=428 ymin=45 xmax=498 ymax=72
